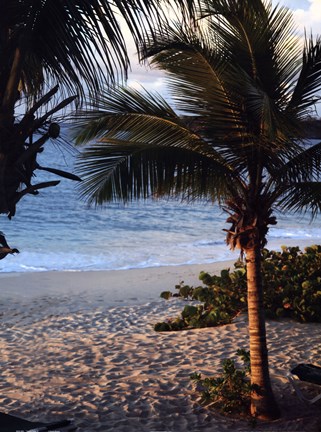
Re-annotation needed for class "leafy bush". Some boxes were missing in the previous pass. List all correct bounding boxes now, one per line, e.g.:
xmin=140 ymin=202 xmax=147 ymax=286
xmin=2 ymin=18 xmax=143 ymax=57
xmin=154 ymin=266 xmax=247 ymax=331
xmin=190 ymin=349 xmax=254 ymax=416
xmin=261 ymin=245 xmax=321 ymax=322
xmin=154 ymin=245 xmax=321 ymax=331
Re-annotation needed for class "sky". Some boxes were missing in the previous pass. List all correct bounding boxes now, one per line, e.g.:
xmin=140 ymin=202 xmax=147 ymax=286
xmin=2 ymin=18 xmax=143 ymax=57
xmin=281 ymin=0 xmax=321 ymax=32
xmin=125 ymin=0 xmax=321 ymax=116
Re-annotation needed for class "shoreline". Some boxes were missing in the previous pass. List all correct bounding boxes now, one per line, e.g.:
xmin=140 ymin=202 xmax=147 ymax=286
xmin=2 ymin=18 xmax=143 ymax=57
xmin=1 ymin=236 xmax=320 ymax=274
xmin=0 ymin=260 xmax=237 ymax=305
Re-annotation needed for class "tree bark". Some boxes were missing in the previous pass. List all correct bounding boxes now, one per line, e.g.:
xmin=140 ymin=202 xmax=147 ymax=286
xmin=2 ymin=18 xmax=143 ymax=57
xmin=246 ymin=245 xmax=280 ymax=420
xmin=2 ymin=45 xmax=23 ymax=114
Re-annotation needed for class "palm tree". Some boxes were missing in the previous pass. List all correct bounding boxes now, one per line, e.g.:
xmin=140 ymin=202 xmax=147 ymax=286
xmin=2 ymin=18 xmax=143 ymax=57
xmin=73 ymin=0 xmax=321 ymax=421
xmin=0 ymin=0 xmax=197 ymax=242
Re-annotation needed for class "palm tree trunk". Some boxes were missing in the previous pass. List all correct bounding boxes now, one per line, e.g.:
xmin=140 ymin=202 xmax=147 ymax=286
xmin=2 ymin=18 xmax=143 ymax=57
xmin=246 ymin=245 xmax=280 ymax=420
xmin=2 ymin=45 xmax=23 ymax=115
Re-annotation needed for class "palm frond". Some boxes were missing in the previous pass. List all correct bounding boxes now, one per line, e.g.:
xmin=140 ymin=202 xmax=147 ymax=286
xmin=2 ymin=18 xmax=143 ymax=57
xmin=72 ymin=86 xmax=257 ymax=185
xmin=1 ymin=0 xmax=199 ymax=101
xmin=141 ymin=4 xmax=301 ymax=172
xmin=73 ymin=86 xmax=242 ymax=203
xmin=274 ymin=141 xmax=321 ymax=183
xmin=145 ymin=23 xmax=242 ymax=127
xmin=199 ymin=1 xmax=302 ymax=117
xmin=277 ymin=182 xmax=321 ymax=218
xmin=287 ymin=34 xmax=321 ymax=117
xmin=71 ymin=86 xmax=181 ymax=144
xmin=76 ymin=140 xmax=239 ymax=205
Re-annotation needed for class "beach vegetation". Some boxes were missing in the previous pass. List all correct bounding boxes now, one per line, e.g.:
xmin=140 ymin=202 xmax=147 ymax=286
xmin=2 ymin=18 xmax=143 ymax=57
xmin=155 ymin=267 xmax=246 ymax=330
xmin=190 ymin=349 xmax=254 ymax=416
xmin=155 ymin=244 xmax=321 ymax=331
xmin=74 ymin=0 xmax=321 ymax=421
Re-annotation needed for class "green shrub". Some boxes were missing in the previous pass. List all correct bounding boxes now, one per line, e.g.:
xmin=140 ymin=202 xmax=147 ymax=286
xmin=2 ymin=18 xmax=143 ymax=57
xmin=261 ymin=245 xmax=321 ymax=322
xmin=155 ymin=245 xmax=321 ymax=331
xmin=155 ymin=270 xmax=246 ymax=331
xmin=190 ymin=349 xmax=254 ymax=415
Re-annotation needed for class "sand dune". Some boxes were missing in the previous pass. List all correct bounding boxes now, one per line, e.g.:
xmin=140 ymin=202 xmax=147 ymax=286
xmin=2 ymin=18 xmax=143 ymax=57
xmin=0 ymin=264 xmax=320 ymax=431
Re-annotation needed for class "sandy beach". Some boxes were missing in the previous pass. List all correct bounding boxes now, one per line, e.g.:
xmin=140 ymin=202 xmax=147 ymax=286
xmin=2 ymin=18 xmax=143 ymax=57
xmin=0 ymin=261 xmax=321 ymax=431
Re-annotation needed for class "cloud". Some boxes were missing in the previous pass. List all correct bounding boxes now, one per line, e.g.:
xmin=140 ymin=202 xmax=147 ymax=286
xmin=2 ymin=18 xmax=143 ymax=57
xmin=291 ymin=0 xmax=321 ymax=34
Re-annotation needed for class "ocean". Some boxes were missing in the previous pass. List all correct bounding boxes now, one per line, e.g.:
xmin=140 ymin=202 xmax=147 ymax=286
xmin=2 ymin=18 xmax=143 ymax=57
xmin=1 ymin=133 xmax=321 ymax=273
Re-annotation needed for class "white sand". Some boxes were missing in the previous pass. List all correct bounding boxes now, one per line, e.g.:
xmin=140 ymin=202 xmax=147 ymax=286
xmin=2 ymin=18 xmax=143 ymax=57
xmin=0 ymin=262 xmax=320 ymax=431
